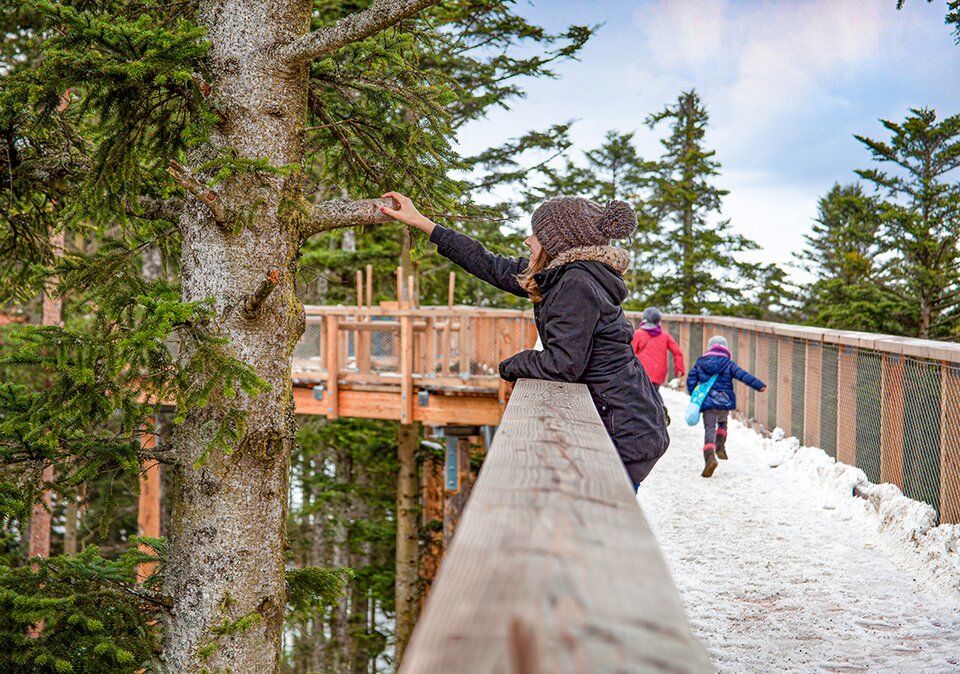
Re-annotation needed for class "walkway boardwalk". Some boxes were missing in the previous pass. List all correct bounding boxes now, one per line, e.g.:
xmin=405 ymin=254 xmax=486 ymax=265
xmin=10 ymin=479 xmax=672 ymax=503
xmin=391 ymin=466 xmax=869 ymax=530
xmin=639 ymin=390 xmax=960 ymax=673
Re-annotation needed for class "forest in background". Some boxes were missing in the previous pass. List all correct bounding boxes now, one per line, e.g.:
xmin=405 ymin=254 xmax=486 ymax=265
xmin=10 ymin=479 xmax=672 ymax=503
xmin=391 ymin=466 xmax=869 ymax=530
xmin=1 ymin=1 xmax=959 ymax=673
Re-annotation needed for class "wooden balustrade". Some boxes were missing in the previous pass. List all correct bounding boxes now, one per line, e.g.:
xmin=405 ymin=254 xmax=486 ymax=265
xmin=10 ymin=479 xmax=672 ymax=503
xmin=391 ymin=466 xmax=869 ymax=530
xmin=293 ymin=305 xmax=537 ymax=426
xmin=398 ymin=378 xmax=712 ymax=674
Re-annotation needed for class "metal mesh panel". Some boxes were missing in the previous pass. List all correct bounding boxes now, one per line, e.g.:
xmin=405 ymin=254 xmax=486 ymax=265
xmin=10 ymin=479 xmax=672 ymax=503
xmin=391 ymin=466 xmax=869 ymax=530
xmin=293 ymin=321 xmax=323 ymax=369
xmin=791 ymin=338 xmax=805 ymax=441
xmin=665 ymin=321 xmax=681 ymax=379
xmin=767 ymin=336 xmax=779 ymax=430
xmin=855 ymin=350 xmax=883 ymax=484
xmin=690 ymin=322 xmax=704 ymax=361
xmin=805 ymin=341 xmax=821 ymax=448
xmin=657 ymin=318 xmax=960 ymax=523
xmin=902 ymin=358 xmax=941 ymax=515
xmin=366 ymin=322 xmax=400 ymax=373
xmin=820 ymin=345 xmax=839 ymax=458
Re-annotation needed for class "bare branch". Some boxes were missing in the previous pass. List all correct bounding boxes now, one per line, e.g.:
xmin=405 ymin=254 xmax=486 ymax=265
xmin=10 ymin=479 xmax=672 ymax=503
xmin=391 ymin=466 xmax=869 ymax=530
xmin=243 ymin=269 xmax=281 ymax=320
xmin=303 ymin=197 xmax=398 ymax=238
xmin=167 ymin=160 xmax=228 ymax=227
xmin=278 ymin=0 xmax=441 ymax=65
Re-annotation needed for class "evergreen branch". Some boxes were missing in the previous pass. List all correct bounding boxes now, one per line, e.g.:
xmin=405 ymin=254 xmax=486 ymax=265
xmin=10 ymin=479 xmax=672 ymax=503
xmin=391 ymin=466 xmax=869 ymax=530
xmin=279 ymin=0 xmax=443 ymax=65
xmin=302 ymin=197 xmax=397 ymax=238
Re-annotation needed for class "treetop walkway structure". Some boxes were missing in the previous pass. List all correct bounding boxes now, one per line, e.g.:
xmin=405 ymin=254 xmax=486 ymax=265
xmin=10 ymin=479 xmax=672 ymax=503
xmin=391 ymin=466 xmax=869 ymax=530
xmin=288 ymin=304 xmax=960 ymax=525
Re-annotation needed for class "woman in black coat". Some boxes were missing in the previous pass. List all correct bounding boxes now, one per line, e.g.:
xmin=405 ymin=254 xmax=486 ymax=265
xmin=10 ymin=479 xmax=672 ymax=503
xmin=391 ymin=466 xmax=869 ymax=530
xmin=381 ymin=191 xmax=669 ymax=488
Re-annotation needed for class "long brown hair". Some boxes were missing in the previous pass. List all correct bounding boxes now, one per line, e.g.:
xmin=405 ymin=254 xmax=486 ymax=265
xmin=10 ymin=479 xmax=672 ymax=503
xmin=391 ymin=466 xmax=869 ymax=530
xmin=517 ymin=247 xmax=554 ymax=303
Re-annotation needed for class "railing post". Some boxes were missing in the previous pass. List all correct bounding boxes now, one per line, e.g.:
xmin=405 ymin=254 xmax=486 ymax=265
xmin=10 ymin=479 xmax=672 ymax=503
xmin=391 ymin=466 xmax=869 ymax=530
xmin=939 ymin=362 xmax=960 ymax=523
xmin=458 ymin=315 xmax=471 ymax=376
xmin=325 ymin=314 xmax=339 ymax=419
xmin=497 ymin=319 xmax=513 ymax=417
xmin=836 ymin=345 xmax=858 ymax=466
xmin=880 ymin=354 xmax=906 ymax=489
xmin=401 ymin=312 xmax=413 ymax=423
xmin=756 ymin=336 xmax=769 ymax=428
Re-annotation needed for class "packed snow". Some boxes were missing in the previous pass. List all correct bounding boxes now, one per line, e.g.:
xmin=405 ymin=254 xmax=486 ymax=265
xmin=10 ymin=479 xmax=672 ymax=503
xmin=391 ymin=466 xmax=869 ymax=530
xmin=637 ymin=389 xmax=960 ymax=674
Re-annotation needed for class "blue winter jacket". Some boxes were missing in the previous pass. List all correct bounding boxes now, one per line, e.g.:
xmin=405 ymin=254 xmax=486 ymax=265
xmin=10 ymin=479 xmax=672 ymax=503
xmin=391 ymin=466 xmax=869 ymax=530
xmin=686 ymin=346 xmax=765 ymax=411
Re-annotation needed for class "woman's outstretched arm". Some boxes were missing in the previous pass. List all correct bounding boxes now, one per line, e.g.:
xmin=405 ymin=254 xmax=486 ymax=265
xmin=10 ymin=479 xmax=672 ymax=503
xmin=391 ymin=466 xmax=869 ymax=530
xmin=381 ymin=191 xmax=528 ymax=297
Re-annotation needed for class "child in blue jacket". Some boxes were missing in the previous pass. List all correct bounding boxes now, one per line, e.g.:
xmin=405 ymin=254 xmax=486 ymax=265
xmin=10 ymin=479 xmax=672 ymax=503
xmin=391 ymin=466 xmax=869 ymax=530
xmin=687 ymin=335 xmax=766 ymax=477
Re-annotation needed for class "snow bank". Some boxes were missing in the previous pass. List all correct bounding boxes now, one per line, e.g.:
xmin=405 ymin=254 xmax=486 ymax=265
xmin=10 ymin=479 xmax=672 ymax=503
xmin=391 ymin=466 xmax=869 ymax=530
xmin=751 ymin=420 xmax=960 ymax=600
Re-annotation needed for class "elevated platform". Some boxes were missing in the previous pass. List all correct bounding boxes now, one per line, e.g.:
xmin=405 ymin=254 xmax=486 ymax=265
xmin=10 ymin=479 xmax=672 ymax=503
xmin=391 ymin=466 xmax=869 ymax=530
xmin=291 ymin=305 xmax=537 ymax=426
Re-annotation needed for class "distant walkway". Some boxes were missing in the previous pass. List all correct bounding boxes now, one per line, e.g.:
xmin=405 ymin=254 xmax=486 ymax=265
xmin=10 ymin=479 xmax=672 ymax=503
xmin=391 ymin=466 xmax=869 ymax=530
xmin=638 ymin=390 xmax=960 ymax=674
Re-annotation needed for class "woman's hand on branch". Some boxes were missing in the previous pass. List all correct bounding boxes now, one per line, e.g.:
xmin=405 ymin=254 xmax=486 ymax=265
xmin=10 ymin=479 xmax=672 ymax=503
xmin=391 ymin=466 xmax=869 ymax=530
xmin=380 ymin=191 xmax=436 ymax=235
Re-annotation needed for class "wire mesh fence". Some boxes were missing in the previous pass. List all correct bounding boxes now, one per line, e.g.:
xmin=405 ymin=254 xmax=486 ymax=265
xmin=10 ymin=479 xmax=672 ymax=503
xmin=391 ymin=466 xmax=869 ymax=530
xmin=659 ymin=315 xmax=960 ymax=525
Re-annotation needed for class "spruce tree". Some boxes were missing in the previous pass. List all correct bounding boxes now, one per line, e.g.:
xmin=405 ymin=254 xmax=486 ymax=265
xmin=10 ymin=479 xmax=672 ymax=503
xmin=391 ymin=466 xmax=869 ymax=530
xmin=1 ymin=1 xmax=593 ymax=671
xmin=0 ymin=1 xmax=455 ymax=671
xmin=638 ymin=90 xmax=763 ymax=314
xmin=855 ymin=108 xmax=960 ymax=339
xmin=797 ymin=183 xmax=913 ymax=333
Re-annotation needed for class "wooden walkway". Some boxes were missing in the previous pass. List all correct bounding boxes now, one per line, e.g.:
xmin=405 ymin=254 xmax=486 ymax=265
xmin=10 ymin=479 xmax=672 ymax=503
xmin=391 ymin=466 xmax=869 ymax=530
xmin=399 ymin=379 xmax=712 ymax=674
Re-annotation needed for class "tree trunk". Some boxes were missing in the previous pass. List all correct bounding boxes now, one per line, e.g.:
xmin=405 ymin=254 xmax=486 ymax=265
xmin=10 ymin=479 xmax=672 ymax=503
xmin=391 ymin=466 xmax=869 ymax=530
xmin=350 ymin=463 xmax=371 ymax=674
xmin=680 ymin=95 xmax=696 ymax=314
xmin=163 ymin=2 xmax=309 ymax=671
xmin=394 ymin=422 xmax=420 ymax=665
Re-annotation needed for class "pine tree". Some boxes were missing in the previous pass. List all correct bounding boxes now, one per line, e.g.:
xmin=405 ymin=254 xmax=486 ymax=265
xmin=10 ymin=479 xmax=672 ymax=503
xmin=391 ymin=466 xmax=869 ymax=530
xmin=638 ymin=90 xmax=763 ymax=314
xmin=855 ymin=108 xmax=960 ymax=339
xmin=0 ymin=1 xmax=456 ymax=671
xmin=797 ymin=183 xmax=913 ymax=333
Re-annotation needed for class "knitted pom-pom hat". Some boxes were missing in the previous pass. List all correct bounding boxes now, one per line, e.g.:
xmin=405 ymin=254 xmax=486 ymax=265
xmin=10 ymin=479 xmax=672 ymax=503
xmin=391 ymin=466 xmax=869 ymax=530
xmin=531 ymin=197 xmax=637 ymax=257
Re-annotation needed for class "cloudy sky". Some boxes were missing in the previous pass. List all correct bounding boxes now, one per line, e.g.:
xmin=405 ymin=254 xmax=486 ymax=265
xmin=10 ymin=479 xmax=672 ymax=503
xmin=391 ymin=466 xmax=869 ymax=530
xmin=454 ymin=0 xmax=960 ymax=279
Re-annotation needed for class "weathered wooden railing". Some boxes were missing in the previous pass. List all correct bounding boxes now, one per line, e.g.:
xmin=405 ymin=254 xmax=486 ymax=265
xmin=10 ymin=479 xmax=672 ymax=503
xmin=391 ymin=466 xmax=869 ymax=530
xmin=657 ymin=314 xmax=960 ymax=524
xmin=399 ymin=379 xmax=712 ymax=673
xmin=292 ymin=305 xmax=537 ymax=425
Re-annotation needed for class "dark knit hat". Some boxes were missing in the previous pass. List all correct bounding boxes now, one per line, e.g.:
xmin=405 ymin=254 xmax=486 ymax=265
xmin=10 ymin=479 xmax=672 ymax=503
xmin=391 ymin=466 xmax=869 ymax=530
xmin=531 ymin=197 xmax=637 ymax=256
xmin=642 ymin=307 xmax=661 ymax=325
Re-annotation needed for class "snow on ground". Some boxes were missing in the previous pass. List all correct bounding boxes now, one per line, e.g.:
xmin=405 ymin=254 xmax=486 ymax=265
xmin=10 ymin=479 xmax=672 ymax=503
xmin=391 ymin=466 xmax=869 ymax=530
xmin=638 ymin=389 xmax=960 ymax=674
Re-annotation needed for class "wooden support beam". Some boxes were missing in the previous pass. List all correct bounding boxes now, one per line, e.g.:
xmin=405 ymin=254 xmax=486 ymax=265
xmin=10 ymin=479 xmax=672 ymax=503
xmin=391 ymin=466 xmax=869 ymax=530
xmin=420 ymin=429 xmax=444 ymax=605
xmin=396 ymin=421 xmax=421 ymax=661
xmin=458 ymin=316 xmax=471 ymax=376
xmin=366 ymin=264 xmax=373 ymax=308
xmin=448 ymin=271 xmax=455 ymax=308
xmin=399 ymin=380 xmax=712 ymax=673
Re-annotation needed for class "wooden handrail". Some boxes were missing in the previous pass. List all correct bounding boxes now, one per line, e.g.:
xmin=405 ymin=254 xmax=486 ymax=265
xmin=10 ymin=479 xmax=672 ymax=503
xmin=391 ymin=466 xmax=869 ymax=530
xmin=399 ymin=379 xmax=712 ymax=674
xmin=646 ymin=313 xmax=960 ymax=361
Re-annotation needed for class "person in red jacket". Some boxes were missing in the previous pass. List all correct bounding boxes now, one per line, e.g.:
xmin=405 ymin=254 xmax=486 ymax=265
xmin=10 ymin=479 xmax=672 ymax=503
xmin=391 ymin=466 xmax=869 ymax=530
xmin=632 ymin=307 xmax=685 ymax=390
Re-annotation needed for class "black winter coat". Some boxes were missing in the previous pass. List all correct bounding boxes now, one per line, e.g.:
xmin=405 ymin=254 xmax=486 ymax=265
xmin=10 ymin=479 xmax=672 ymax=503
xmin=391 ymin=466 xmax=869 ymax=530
xmin=430 ymin=224 xmax=669 ymax=484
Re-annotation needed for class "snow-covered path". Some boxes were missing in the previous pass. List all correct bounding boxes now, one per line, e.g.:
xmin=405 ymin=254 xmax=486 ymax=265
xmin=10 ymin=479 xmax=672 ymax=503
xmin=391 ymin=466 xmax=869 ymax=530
xmin=638 ymin=389 xmax=960 ymax=674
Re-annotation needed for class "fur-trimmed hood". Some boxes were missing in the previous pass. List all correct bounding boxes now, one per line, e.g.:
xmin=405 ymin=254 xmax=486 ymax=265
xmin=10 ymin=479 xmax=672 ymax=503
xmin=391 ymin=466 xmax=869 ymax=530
xmin=535 ymin=245 xmax=630 ymax=306
xmin=544 ymin=245 xmax=630 ymax=274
